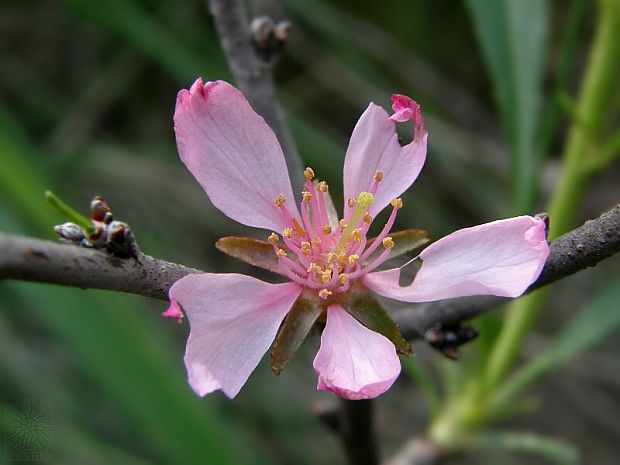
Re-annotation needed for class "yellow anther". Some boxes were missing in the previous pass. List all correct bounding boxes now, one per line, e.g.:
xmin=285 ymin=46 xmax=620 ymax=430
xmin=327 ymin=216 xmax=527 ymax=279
xmin=274 ymin=194 xmax=285 ymax=207
xmin=336 ymin=264 xmax=343 ymax=273
xmin=339 ymin=273 xmax=350 ymax=284
xmin=339 ymin=219 xmax=348 ymax=229
xmin=304 ymin=167 xmax=315 ymax=180
xmin=307 ymin=262 xmax=321 ymax=273
xmin=374 ymin=170 xmax=384 ymax=181
xmin=327 ymin=252 xmax=337 ymax=264
xmin=318 ymin=289 xmax=333 ymax=300
xmin=302 ymin=191 xmax=312 ymax=202
xmin=382 ymin=237 xmax=394 ymax=249
xmin=276 ymin=248 xmax=287 ymax=257
xmin=347 ymin=198 xmax=357 ymax=208
xmin=322 ymin=225 xmax=332 ymax=235
xmin=268 ymin=233 xmax=279 ymax=245
xmin=311 ymin=237 xmax=321 ymax=247
xmin=337 ymin=253 xmax=347 ymax=264
xmin=363 ymin=213 xmax=372 ymax=224
xmin=321 ymin=270 xmax=332 ymax=283
xmin=282 ymin=227 xmax=294 ymax=238
xmin=301 ymin=241 xmax=312 ymax=256
xmin=390 ymin=198 xmax=403 ymax=209
xmin=352 ymin=228 xmax=362 ymax=243
xmin=348 ymin=254 xmax=360 ymax=266
xmin=317 ymin=181 xmax=329 ymax=192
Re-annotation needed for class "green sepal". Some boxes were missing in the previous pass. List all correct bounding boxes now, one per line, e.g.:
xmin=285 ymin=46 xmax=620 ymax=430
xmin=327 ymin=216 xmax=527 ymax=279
xmin=364 ymin=229 xmax=429 ymax=264
xmin=215 ymin=236 xmax=282 ymax=274
xmin=270 ymin=292 xmax=324 ymax=375
xmin=343 ymin=285 xmax=412 ymax=355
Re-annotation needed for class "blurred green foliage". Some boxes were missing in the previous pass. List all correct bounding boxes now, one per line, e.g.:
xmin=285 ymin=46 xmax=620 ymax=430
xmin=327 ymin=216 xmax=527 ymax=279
xmin=1 ymin=0 xmax=619 ymax=464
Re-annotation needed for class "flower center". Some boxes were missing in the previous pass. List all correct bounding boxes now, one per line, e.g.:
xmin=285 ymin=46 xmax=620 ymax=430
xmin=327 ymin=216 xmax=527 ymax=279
xmin=269 ymin=168 xmax=402 ymax=300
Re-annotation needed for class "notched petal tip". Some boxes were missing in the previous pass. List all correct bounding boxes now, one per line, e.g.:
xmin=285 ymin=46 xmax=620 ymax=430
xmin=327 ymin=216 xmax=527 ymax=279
xmin=162 ymin=299 xmax=184 ymax=324
xmin=389 ymin=93 xmax=425 ymax=142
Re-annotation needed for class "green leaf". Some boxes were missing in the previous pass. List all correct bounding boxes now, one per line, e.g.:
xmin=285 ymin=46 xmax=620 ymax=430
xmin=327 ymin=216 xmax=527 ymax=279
xmin=467 ymin=431 xmax=580 ymax=465
xmin=271 ymin=292 xmax=324 ymax=374
xmin=491 ymin=280 xmax=620 ymax=413
xmin=343 ymin=285 xmax=412 ymax=355
xmin=364 ymin=228 xmax=429 ymax=264
xmin=465 ymin=0 xmax=549 ymax=212
xmin=216 ymin=236 xmax=282 ymax=274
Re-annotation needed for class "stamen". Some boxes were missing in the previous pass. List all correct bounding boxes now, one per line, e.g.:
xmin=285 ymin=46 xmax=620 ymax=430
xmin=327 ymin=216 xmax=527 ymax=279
xmin=322 ymin=225 xmax=332 ymax=235
xmin=276 ymin=248 xmax=287 ymax=257
xmin=360 ymin=204 xmax=399 ymax=261
xmin=274 ymin=194 xmax=285 ymax=207
xmin=300 ymin=241 xmax=312 ymax=256
xmin=337 ymin=192 xmax=373 ymax=251
xmin=292 ymin=218 xmax=306 ymax=238
xmin=339 ymin=273 xmax=350 ymax=284
xmin=374 ymin=170 xmax=384 ymax=181
xmin=390 ymin=198 xmax=403 ymax=209
xmin=347 ymin=198 xmax=356 ymax=208
xmin=382 ymin=237 xmax=394 ymax=248
xmin=363 ymin=213 xmax=372 ymax=224
xmin=348 ymin=254 xmax=360 ymax=266
xmin=339 ymin=219 xmax=348 ymax=229
xmin=268 ymin=233 xmax=279 ymax=245
xmin=318 ymin=289 xmax=333 ymax=300
xmin=321 ymin=270 xmax=332 ymax=283
xmin=302 ymin=191 xmax=312 ymax=202
xmin=282 ymin=228 xmax=293 ymax=238
xmin=317 ymin=181 xmax=329 ymax=192
xmin=304 ymin=167 xmax=315 ymax=180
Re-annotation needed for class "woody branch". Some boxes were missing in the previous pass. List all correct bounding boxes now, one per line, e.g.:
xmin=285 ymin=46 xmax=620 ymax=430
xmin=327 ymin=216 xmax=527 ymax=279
xmin=1 ymin=204 xmax=618 ymax=335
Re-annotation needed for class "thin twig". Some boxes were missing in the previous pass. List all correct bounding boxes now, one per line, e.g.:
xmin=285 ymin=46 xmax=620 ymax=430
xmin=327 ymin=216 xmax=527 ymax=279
xmin=394 ymin=204 xmax=620 ymax=339
xmin=337 ymin=399 xmax=379 ymax=465
xmin=207 ymin=0 xmax=303 ymax=192
xmin=1 ymin=204 xmax=618 ymax=330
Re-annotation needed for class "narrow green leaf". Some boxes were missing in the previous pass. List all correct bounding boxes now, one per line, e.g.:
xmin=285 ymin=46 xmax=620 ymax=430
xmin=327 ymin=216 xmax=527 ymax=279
xmin=344 ymin=285 xmax=412 ymax=355
xmin=271 ymin=292 xmax=324 ymax=374
xmin=364 ymin=229 xmax=429 ymax=264
xmin=467 ymin=431 xmax=580 ymax=465
xmin=465 ymin=0 xmax=549 ymax=212
xmin=491 ymin=280 xmax=620 ymax=412
xmin=216 ymin=236 xmax=282 ymax=273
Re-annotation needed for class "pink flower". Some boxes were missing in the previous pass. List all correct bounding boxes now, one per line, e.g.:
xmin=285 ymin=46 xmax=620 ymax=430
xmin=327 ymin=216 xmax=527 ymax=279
xmin=167 ymin=79 xmax=550 ymax=400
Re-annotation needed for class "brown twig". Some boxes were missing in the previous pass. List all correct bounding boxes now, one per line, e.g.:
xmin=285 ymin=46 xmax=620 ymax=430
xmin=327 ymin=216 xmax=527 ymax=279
xmin=337 ymin=399 xmax=379 ymax=465
xmin=2 ymin=205 xmax=618 ymax=322
xmin=206 ymin=0 xmax=303 ymax=192
xmin=393 ymin=204 xmax=620 ymax=339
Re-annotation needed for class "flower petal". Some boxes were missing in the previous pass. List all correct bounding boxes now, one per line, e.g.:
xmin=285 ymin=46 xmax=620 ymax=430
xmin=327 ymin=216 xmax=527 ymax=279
xmin=174 ymin=79 xmax=299 ymax=231
xmin=343 ymin=102 xmax=427 ymax=217
xmin=363 ymin=216 xmax=549 ymax=302
xmin=313 ymin=304 xmax=401 ymax=400
xmin=170 ymin=273 xmax=302 ymax=398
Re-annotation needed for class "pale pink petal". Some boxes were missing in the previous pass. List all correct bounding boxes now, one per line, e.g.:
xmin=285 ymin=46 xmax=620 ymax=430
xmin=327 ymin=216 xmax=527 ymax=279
xmin=313 ymin=304 xmax=401 ymax=400
xmin=363 ymin=216 xmax=549 ymax=302
xmin=343 ymin=102 xmax=427 ymax=217
xmin=174 ymin=79 xmax=299 ymax=231
xmin=170 ymin=273 xmax=302 ymax=398
xmin=162 ymin=300 xmax=184 ymax=324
